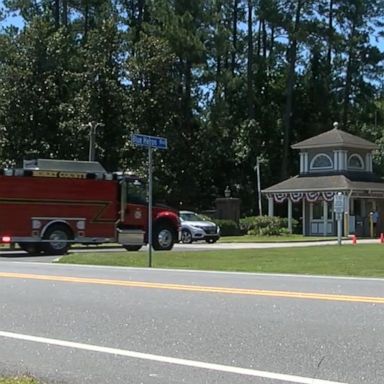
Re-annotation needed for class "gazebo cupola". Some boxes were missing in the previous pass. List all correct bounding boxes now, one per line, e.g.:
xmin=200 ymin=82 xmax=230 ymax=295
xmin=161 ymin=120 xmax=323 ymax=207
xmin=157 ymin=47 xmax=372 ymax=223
xmin=293 ymin=123 xmax=375 ymax=176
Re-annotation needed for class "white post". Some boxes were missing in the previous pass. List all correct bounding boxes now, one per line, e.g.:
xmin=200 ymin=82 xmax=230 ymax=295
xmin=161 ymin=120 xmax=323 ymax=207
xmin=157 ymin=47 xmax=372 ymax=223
xmin=302 ymin=199 xmax=306 ymax=236
xmin=268 ymin=197 xmax=274 ymax=217
xmin=337 ymin=214 xmax=342 ymax=245
xmin=288 ymin=198 xmax=293 ymax=234
xmin=323 ymin=200 xmax=328 ymax=237
xmin=334 ymin=192 xmax=344 ymax=246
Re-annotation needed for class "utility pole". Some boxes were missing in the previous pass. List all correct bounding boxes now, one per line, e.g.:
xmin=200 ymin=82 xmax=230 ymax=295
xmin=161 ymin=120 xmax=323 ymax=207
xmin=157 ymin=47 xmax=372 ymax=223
xmin=256 ymin=157 xmax=262 ymax=216
xmin=88 ymin=122 xmax=103 ymax=161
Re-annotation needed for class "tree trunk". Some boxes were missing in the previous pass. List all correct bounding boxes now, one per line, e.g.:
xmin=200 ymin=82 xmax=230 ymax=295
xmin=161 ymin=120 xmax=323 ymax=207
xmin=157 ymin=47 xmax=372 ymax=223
xmin=256 ymin=20 xmax=262 ymax=57
xmin=262 ymin=19 xmax=267 ymax=59
xmin=231 ymin=0 xmax=238 ymax=74
xmin=215 ymin=0 xmax=223 ymax=99
xmin=216 ymin=54 xmax=222 ymax=99
xmin=62 ymin=0 xmax=68 ymax=27
xmin=327 ymin=0 xmax=334 ymax=69
xmin=83 ymin=0 xmax=89 ymax=43
xmin=54 ymin=0 xmax=60 ymax=28
xmin=270 ymin=25 xmax=275 ymax=57
xmin=281 ymin=0 xmax=303 ymax=179
xmin=247 ymin=0 xmax=255 ymax=120
xmin=184 ymin=59 xmax=193 ymax=121
xmin=342 ymin=24 xmax=356 ymax=130
xmin=322 ymin=0 xmax=334 ymax=125
xmin=135 ymin=0 xmax=145 ymax=42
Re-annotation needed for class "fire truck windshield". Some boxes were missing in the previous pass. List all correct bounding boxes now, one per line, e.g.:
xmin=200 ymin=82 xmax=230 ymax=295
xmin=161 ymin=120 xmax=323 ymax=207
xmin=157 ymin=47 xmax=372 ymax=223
xmin=127 ymin=179 xmax=147 ymax=204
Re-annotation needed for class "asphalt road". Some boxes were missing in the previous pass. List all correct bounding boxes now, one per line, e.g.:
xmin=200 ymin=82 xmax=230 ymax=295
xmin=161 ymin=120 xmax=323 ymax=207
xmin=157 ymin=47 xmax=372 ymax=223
xmin=0 ymin=261 xmax=384 ymax=383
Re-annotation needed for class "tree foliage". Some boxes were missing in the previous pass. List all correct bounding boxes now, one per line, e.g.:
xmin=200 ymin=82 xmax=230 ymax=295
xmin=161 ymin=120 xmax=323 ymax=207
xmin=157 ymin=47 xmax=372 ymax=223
xmin=0 ymin=0 xmax=383 ymax=213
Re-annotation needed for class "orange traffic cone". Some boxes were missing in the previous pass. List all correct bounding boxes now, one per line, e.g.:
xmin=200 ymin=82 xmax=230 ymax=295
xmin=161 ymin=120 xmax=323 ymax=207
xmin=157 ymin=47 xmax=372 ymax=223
xmin=352 ymin=235 xmax=357 ymax=245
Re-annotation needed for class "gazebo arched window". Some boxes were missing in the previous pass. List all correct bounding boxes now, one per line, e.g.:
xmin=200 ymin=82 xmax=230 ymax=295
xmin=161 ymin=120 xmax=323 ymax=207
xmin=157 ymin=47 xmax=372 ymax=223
xmin=348 ymin=154 xmax=364 ymax=170
xmin=310 ymin=154 xmax=333 ymax=170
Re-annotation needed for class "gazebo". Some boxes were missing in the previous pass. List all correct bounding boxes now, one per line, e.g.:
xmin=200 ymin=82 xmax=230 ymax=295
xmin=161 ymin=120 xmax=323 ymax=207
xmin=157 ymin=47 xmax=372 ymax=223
xmin=262 ymin=124 xmax=384 ymax=237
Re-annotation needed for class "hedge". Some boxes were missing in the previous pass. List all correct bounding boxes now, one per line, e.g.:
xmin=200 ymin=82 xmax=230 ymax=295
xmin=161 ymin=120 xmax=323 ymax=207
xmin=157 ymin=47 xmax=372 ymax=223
xmin=239 ymin=216 xmax=298 ymax=236
xmin=214 ymin=219 xmax=241 ymax=236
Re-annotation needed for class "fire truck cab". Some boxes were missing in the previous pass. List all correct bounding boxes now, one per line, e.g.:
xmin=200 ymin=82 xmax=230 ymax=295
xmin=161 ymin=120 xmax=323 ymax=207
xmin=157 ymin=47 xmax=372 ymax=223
xmin=0 ymin=159 xmax=180 ymax=255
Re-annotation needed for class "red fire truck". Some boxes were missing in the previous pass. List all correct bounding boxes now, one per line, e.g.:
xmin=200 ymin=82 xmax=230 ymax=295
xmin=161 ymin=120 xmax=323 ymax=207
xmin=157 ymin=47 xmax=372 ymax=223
xmin=0 ymin=159 xmax=180 ymax=255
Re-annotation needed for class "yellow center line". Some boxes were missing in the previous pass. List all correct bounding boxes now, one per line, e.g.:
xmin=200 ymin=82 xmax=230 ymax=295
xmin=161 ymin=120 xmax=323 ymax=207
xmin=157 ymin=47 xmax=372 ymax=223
xmin=1 ymin=272 xmax=384 ymax=304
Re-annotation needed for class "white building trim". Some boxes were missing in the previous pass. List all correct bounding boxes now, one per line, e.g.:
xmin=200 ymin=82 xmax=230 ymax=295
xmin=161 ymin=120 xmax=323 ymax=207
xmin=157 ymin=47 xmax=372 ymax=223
xmin=348 ymin=153 xmax=364 ymax=170
xmin=310 ymin=153 xmax=333 ymax=170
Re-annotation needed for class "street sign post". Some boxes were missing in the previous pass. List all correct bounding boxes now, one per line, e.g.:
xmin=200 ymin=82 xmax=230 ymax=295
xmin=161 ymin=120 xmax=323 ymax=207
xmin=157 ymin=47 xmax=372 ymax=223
xmin=131 ymin=134 xmax=168 ymax=267
xmin=333 ymin=193 xmax=345 ymax=246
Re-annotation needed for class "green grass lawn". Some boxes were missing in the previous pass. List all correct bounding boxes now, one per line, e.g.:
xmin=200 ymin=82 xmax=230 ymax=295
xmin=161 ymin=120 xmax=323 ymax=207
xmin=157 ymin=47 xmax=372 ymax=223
xmin=58 ymin=244 xmax=384 ymax=277
xmin=0 ymin=377 xmax=40 ymax=384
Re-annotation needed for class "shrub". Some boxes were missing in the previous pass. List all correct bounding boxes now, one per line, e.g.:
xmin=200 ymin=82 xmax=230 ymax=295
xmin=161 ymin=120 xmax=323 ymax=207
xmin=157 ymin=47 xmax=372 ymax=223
xmin=280 ymin=217 xmax=299 ymax=233
xmin=239 ymin=215 xmax=297 ymax=236
xmin=214 ymin=219 xmax=240 ymax=236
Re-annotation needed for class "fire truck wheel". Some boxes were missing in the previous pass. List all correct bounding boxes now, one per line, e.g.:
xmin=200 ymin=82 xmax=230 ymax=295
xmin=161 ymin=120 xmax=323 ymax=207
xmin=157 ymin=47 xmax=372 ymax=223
xmin=18 ymin=242 xmax=44 ymax=255
xmin=42 ymin=224 xmax=72 ymax=255
xmin=123 ymin=245 xmax=142 ymax=252
xmin=152 ymin=224 xmax=175 ymax=251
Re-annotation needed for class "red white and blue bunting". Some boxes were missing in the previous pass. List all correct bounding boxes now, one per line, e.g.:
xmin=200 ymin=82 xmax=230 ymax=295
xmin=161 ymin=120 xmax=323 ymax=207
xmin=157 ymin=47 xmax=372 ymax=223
xmin=273 ymin=193 xmax=288 ymax=203
xmin=322 ymin=191 xmax=336 ymax=202
xmin=305 ymin=192 xmax=320 ymax=202
xmin=267 ymin=191 xmax=338 ymax=203
xmin=290 ymin=192 xmax=304 ymax=203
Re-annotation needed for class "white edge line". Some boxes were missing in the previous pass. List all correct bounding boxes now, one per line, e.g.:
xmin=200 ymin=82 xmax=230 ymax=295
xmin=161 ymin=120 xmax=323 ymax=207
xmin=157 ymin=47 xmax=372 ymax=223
xmin=0 ymin=331 xmax=347 ymax=384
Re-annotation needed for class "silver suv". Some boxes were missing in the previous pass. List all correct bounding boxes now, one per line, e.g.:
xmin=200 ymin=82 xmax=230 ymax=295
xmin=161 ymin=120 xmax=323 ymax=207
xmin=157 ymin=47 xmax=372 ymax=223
xmin=180 ymin=211 xmax=220 ymax=244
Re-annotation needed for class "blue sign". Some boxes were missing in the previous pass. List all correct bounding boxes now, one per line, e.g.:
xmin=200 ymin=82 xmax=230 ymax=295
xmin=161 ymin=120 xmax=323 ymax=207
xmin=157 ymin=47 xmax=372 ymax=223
xmin=131 ymin=134 xmax=168 ymax=150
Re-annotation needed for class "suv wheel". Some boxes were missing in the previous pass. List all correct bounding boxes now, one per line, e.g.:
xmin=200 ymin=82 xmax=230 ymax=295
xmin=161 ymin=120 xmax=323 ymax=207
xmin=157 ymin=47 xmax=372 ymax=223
xmin=181 ymin=229 xmax=193 ymax=244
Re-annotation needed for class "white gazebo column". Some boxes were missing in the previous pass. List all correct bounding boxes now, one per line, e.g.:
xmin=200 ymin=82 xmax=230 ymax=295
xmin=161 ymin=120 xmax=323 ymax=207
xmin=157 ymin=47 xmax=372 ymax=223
xmin=323 ymin=200 xmax=328 ymax=237
xmin=341 ymin=150 xmax=348 ymax=170
xmin=365 ymin=153 xmax=373 ymax=172
xmin=333 ymin=150 xmax=339 ymax=171
xmin=303 ymin=152 xmax=309 ymax=173
xmin=337 ymin=150 xmax=348 ymax=171
xmin=299 ymin=153 xmax=304 ymax=173
xmin=302 ymin=199 xmax=306 ymax=236
xmin=268 ymin=196 xmax=274 ymax=216
xmin=288 ymin=198 xmax=293 ymax=233
xmin=338 ymin=151 xmax=343 ymax=170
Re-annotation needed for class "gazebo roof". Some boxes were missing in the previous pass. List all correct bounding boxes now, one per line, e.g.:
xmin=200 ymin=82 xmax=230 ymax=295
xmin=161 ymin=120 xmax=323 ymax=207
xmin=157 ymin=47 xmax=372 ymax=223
xmin=262 ymin=174 xmax=384 ymax=194
xmin=291 ymin=128 xmax=378 ymax=150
